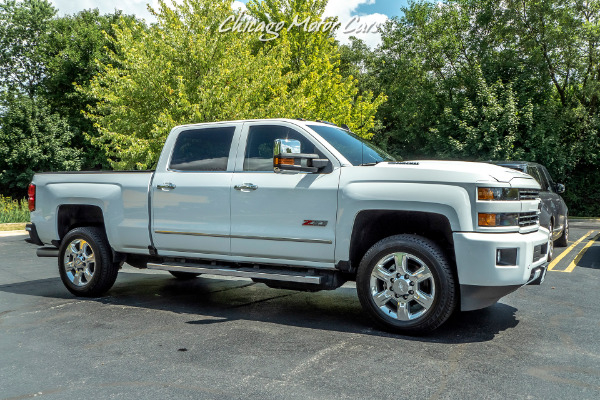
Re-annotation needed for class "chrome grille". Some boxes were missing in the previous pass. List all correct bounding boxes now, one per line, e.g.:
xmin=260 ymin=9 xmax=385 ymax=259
xmin=519 ymin=189 xmax=540 ymax=200
xmin=519 ymin=212 xmax=539 ymax=227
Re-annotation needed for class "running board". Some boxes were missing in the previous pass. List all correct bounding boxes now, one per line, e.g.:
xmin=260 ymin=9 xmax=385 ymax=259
xmin=147 ymin=262 xmax=323 ymax=284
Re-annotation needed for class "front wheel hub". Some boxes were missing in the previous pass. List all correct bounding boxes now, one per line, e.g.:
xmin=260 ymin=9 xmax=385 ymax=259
xmin=369 ymin=251 xmax=436 ymax=321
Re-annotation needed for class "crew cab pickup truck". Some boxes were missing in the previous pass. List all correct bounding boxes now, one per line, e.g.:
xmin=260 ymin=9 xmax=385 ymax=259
xmin=26 ymin=119 xmax=549 ymax=334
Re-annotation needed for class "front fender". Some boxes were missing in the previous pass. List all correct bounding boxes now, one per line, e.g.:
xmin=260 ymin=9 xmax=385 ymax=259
xmin=335 ymin=182 xmax=472 ymax=263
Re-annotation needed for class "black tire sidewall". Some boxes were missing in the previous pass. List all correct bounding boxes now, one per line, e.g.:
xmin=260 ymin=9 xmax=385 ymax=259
xmin=58 ymin=227 xmax=114 ymax=296
xmin=356 ymin=235 xmax=456 ymax=334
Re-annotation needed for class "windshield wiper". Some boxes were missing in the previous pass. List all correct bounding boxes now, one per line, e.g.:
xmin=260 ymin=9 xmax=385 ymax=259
xmin=359 ymin=161 xmax=384 ymax=166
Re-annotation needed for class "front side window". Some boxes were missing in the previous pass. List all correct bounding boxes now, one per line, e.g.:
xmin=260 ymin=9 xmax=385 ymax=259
xmin=541 ymin=166 xmax=555 ymax=192
xmin=243 ymin=125 xmax=320 ymax=171
xmin=527 ymin=166 xmax=550 ymax=191
xmin=170 ymin=126 xmax=235 ymax=171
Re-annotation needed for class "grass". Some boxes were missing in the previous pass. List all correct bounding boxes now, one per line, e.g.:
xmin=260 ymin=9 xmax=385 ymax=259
xmin=0 ymin=196 xmax=30 ymax=224
xmin=0 ymin=223 xmax=27 ymax=231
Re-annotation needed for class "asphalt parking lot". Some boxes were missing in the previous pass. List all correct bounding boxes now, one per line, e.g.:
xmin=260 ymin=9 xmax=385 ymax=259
xmin=1 ymin=221 xmax=599 ymax=400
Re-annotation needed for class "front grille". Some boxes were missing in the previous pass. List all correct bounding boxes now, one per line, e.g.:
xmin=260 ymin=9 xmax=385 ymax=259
xmin=519 ymin=211 xmax=539 ymax=227
xmin=519 ymin=189 xmax=540 ymax=200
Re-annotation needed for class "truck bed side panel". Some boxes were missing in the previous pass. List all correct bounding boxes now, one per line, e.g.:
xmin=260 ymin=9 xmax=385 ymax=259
xmin=31 ymin=172 xmax=153 ymax=254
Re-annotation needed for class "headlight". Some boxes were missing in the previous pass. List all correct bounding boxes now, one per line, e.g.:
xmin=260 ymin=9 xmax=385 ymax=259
xmin=478 ymin=213 xmax=519 ymax=227
xmin=477 ymin=187 xmax=519 ymax=201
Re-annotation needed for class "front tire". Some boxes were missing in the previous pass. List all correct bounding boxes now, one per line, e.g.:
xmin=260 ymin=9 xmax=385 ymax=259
xmin=547 ymin=222 xmax=554 ymax=262
xmin=58 ymin=227 xmax=119 ymax=297
xmin=555 ymin=217 xmax=569 ymax=247
xmin=356 ymin=234 xmax=457 ymax=335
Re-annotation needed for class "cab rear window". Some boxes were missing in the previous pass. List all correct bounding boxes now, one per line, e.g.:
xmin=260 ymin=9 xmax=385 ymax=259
xmin=170 ymin=127 xmax=235 ymax=171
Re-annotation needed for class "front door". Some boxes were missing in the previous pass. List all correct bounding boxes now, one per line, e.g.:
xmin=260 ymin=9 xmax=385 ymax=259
xmin=230 ymin=122 xmax=340 ymax=266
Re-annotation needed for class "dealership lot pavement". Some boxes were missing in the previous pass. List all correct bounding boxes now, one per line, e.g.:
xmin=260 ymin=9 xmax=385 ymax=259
xmin=1 ymin=222 xmax=599 ymax=400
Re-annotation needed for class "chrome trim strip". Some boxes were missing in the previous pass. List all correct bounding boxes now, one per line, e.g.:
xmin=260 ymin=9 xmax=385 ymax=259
xmin=154 ymin=230 xmax=333 ymax=245
xmin=147 ymin=263 xmax=323 ymax=284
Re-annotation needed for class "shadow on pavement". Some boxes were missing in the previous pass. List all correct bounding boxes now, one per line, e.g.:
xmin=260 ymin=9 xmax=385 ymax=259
xmin=0 ymin=272 xmax=519 ymax=344
xmin=576 ymin=245 xmax=600 ymax=269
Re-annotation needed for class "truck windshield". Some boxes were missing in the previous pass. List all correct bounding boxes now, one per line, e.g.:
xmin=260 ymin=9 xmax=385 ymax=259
xmin=307 ymin=124 xmax=395 ymax=166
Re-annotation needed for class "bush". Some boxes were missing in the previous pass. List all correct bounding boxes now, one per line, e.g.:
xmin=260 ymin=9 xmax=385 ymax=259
xmin=0 ymin=196 xmax=29 ymax=223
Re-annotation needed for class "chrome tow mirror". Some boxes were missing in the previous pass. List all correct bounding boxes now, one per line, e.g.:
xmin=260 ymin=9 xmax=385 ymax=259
xmin=273 ymin=139 xmax=329 ymax=173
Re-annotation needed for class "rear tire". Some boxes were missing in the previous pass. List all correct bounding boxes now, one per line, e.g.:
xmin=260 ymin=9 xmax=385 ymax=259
xmin=169 ymin=271 xmax=200 ymax=280
xmin=58 ymin=227 xmax=119 ymax=297
xmin=356 ymin=234 xmax=457 ymax=335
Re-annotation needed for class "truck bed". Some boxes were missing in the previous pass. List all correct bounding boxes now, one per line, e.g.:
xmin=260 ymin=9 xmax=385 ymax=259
xmin=32 ymin=171 xmax=155 ymax=254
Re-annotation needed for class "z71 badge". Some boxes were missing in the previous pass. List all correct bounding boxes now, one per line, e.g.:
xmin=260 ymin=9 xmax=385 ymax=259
xmin=302 ymin=220 xmax=328 ymax=227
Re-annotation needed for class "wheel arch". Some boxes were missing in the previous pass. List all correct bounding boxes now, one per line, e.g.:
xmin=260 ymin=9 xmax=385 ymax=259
xmin=57 ymin=204 xmax=106 ymax=241
xmin=346 ymin=210 xmax=455 ymax=275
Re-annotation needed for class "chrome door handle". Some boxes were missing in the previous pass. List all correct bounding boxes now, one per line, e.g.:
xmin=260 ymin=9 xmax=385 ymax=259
xmin=234 ymin=183 xmax=258 ymax=191
xmin=157 ymin=182 xmax=176 ymax=190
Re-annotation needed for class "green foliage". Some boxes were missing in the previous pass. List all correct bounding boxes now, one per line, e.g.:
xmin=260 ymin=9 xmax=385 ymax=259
xmin=0 ymin=195 xmax=29 ymax=223
xmin=83 ymin=0 xmax=385 ymax=169
xmin=44 ymin=9 xmax=137 ymax=169
xmin=0 ymin=95 xmax=81 ymax=196
xmin=247 ymin=0 xmax=386 ymax=137
xmin=367 ymin=0 xmax=600 ymax=215
xmin=0 ymin=0 xmax=56 ymax=99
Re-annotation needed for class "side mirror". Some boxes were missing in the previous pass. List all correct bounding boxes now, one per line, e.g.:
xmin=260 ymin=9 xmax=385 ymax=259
xmin=555 ymin=183 xmax=565 ymax=194
xmin=273 ymin=139 xmax=329 ymax=173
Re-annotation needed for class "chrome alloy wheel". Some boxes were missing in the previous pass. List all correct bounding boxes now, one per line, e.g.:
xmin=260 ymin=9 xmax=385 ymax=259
xmin=63 ymin=239 xmax=95 ymax=287
xmin=369 ymin=252 xmax=436 ymax=321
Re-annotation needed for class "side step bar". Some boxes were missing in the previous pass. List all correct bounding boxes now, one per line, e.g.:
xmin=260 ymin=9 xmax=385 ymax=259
xmin=36 ymin=246 xmax=59 ymax=257
xmin=147 ymin=262 xmax=323 ymax=284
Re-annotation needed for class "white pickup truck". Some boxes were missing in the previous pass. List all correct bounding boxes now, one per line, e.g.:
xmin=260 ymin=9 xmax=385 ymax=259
xmin=26 ymin=119 xmax=549 ymax=334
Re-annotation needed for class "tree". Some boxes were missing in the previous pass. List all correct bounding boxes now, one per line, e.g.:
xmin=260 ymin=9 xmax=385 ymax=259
xmin=0 ymin=95 xmax=81 ymax=196
xmin=366 ymin=0 xmax=600 ymax=215
xmin=83 ymin=0 xmax=385 ymax=169
xmin=44 ymin=9 xmax=139 ymax=169
xmin=0 ymin=0 xmax=56 ymax=99
xmin=247 ymin=0 xmax=386 ymax=137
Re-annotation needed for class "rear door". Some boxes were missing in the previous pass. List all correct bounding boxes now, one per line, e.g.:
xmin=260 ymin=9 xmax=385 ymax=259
xmin=151 ymin=123 xmax=242 ymax=257
xmin=229 ymin=121 xmax=341 ymax=267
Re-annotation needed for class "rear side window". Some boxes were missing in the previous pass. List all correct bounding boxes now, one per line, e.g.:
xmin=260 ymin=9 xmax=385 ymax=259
xmin=170 ymin=127 xmax=235 ymax=171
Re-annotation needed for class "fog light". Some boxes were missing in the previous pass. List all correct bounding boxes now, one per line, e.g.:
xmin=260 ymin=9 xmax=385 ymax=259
xmin=496 ymin=248 xmax=518 ymax=266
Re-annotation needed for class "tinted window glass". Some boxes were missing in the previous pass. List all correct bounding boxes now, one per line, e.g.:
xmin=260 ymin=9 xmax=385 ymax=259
xmin=307 ymin=124 xmax=394 ymax=165
xmin=541 ymin=166 xmax=555 ymax=191
xmin=244 ymin=125 xmax=319 ymax=171
xmin=527 ymin=166 xmax=549 ymax=190
xmin=170 ymin=127 xmax=235 ymax=171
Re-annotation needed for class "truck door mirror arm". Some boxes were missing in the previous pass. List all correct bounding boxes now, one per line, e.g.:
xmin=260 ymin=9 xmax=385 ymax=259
xmin=273 ymin=138 xmax=330 ymax=173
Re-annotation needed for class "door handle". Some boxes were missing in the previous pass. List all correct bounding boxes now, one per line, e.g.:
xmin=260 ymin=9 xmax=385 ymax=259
xmin=157 ymin=182 xmax=176 ymax=190
xmin=234 ymin=183 xmax=258 ymax=191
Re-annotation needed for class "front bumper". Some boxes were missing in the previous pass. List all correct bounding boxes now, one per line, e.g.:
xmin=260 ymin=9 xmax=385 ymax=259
xmin=453 ymin=228 xmax=549 ymax=310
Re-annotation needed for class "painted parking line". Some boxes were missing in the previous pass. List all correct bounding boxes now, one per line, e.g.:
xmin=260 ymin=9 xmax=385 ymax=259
xmin=560 ymin=232 xmax=600 ymax=273
xmin=547 ymin=230 xmax=595 ymax=271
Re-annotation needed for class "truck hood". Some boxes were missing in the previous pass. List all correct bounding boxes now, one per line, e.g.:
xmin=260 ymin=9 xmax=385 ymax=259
xmin=371 ymin=160 xmax=538 ymax=186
